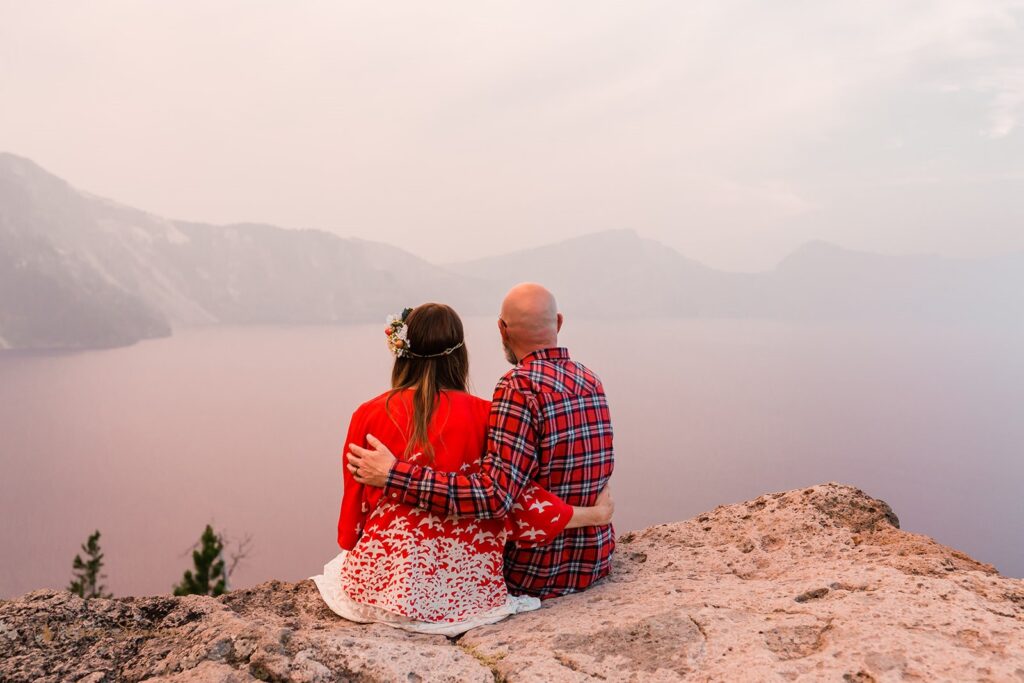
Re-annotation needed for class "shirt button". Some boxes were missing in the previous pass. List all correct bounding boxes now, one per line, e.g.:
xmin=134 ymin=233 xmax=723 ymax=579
xmin=391 ymin=493 xmax=398 ymax=498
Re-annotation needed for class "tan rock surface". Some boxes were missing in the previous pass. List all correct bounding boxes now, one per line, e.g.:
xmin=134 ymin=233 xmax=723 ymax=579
xmin=3 ymin=483 xmax=1023 ymax=682
xmin=462 ymin=483 xmax=1024 ymax=681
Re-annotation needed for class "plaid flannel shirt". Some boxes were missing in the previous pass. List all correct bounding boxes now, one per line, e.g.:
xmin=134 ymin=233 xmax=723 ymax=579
xmin=384 ymin=347 xmax=615 ymax=598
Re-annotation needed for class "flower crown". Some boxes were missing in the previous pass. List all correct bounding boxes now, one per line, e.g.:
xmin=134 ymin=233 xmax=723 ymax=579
xmin=384 ymin=307 xmax=465 ymax=359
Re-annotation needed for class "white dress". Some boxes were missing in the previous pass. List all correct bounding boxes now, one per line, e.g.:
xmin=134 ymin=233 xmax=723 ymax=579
xmin=309 ymin=549 xmax=541 ymax=637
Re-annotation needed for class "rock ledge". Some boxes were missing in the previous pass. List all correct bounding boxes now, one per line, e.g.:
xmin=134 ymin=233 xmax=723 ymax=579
xmin=2 ymin=483 xmax=1023 ymax=682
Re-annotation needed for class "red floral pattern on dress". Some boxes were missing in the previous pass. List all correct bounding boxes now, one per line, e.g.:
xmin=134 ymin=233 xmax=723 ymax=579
xmin=340 ymin=505 xmax=509 ymax=621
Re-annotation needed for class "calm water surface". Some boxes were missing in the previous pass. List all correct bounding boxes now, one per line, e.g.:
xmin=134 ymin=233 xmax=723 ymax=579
xmin=1 ymin=317 xmax=1021 ymax=598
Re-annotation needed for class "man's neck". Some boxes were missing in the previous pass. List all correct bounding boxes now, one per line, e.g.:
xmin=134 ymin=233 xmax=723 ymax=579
xmin=513 ymin=341 xmax=559 ymax=362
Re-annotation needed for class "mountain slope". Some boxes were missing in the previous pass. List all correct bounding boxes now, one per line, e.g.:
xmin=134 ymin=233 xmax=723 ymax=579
xmin=765 ymin=240 xmax=1024 ymax=323
xmin=0 ymin=153 xmax=485 ymax=350
xmin=448 ymin=229 xmax=756 ymax=317
xmin=0 ymin=154 xmax=172 ymax=349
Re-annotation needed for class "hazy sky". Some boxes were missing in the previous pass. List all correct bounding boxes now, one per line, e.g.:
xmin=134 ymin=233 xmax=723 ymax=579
xmin=2 ymin=1 xmax=1023 ymax=270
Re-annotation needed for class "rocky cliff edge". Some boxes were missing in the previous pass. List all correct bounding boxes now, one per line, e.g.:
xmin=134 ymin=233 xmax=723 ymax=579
xmin=2 ymin=483 xmax=1023 ymax=682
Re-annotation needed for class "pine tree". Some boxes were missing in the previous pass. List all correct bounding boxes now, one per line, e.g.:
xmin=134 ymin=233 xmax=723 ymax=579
xmin=68 ymin=530 xmax=113 ymax=599
xmin=173 ymin=524 xmax=227 ymax=596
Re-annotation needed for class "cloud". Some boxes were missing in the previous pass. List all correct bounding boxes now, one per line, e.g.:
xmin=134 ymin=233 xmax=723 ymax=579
xmin=979 ymin=68 xmax=1024 ymax=137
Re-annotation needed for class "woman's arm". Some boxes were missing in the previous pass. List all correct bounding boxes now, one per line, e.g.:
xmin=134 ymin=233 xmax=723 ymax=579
xmin=337 ymin=410 xmax=367 ymax=551
xmin=507 ymin=481 xmax=614 ymax=547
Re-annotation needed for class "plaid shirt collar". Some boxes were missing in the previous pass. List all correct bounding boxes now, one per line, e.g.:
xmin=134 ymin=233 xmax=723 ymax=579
xmin=518 ymin=347 xmax=571 ymax=364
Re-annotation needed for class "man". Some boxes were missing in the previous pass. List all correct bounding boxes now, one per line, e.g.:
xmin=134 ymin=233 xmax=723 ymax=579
xmin=348 ymin=283 xmax=615 ymax=598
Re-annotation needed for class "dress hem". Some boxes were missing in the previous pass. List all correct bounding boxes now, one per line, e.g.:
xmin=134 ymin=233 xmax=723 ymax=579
xmin=309 ymin=550 xmax=541 ymax=637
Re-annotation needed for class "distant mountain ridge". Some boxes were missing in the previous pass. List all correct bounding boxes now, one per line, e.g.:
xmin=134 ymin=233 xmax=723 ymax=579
xmin=0 ymin=153 xmax=489 ymax=350
xmin=1 ymin=152 xmax=1020 ymax=351
xmin=446 ymin=230 xmax=753 ymax=318
xmin=446 ymin=229 xmax=1024 ymax=324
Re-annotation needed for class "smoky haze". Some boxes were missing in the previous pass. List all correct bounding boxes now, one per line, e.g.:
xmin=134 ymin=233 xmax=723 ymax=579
xmin=1 ymin=2 xmax=1023 ymax=600
xmin=1 ymin=1 xmax=1023 ymax=270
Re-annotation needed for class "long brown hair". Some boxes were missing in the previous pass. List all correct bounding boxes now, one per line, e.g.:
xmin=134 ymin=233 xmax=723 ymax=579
xmin=386 ymin=303 xmax=469 ymax=461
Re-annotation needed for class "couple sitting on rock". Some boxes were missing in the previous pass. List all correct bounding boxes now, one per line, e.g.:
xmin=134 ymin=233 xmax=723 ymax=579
xmin=310 ymin=283 xmax=616 ymax=636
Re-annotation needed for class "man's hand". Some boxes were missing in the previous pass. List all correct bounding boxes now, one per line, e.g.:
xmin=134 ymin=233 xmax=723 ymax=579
xmin=565 ymin=482 xmax=615 ymax=528
xmin=346 ymin=434 xmax=397 ymax=488
xmin=594 ymin=483 xmax=614 ymax=524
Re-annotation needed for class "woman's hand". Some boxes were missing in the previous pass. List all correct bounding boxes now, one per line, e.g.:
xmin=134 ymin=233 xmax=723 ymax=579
xmin=346 ymin=434 xmax=397 ymax=488
xmin=565 ymin=482 xmax=615 ymax=528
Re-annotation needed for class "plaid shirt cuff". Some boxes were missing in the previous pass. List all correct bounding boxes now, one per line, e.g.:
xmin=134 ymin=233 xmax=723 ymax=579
xmin=384 ymin=459 xmax=417 ymax=505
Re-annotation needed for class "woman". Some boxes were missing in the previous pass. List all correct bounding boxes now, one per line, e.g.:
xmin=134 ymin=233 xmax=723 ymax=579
xmin=310 ymin=303 xmax=611 ymax=636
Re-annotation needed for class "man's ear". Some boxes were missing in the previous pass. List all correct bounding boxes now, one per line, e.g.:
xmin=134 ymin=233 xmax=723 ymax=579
xmin=556 ymin=313 xmax=563 ymax=333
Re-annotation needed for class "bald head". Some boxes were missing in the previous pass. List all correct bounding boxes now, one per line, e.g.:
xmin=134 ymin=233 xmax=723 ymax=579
xmin=498 ymin=283 xmax=563 ymax=361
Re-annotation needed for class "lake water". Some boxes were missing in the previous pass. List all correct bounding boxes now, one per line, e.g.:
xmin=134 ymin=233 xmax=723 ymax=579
xmin=1 ymin=317 xmax=1022 ymax=599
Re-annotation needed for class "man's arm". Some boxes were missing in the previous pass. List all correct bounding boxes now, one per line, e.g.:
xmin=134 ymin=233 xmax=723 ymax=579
xmin=349 ymin=383 xmax=540 ymax=519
